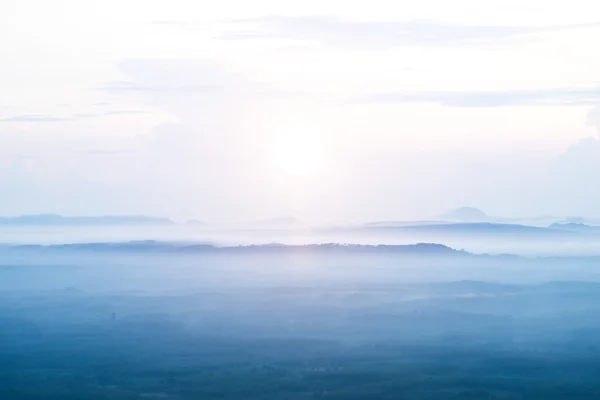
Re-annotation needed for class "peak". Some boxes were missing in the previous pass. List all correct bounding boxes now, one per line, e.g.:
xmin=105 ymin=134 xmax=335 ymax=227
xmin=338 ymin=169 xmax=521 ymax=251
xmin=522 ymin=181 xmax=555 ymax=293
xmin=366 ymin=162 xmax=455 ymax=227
xmin=451 ymin=206 xmax=487 ymax=214
xmin=0 ymin=215 xmax=173 ymax=225
xmin=440 ymin=207 xmax=488 ymax=221
xmin=550 ymin=222 xmax=593 ymax=231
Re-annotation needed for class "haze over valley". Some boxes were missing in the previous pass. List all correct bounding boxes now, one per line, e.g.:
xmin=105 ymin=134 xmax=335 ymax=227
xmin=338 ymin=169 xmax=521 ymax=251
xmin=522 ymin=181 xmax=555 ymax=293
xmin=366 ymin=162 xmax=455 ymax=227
xmin=3 ymin=0 xmax=600 ymax=398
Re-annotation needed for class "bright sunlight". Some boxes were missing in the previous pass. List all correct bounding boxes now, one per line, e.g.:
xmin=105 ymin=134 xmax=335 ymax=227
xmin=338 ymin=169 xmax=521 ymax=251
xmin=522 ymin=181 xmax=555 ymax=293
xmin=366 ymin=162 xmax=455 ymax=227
xmin=272 ymin=127 xmax=324 ymax=178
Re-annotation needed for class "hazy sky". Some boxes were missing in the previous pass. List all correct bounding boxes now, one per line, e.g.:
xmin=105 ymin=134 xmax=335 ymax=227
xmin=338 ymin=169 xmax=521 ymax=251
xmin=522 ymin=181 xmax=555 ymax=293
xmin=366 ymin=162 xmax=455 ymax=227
xmin=1 ymin=0 xmax=599 ymax=223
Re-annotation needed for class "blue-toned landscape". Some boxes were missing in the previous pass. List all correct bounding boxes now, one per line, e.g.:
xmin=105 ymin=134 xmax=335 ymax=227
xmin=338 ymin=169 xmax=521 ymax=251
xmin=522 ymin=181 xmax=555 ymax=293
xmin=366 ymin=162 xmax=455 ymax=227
xmin=3 ymin=0 xmax=600 ymax=397
xmin=4 ymin=213 xmax=600 ymax=398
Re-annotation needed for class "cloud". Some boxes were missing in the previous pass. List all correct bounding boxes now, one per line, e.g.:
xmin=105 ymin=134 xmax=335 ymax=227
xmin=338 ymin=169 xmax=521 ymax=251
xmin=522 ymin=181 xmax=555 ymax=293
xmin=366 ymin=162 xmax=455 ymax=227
xmin=359 ymin=86 xmax=600 ymax=107
xmin=86 ymin=109 xmax=154 ymax=117
xmin=151 ymin=21 xmax=200 ymax=28
xmin=101 ymin=59 xmax=306 ymax=221
xmin=95 ymin=60 xmax=286 ymax=98
xmin=215 ymin=15 xmax=600 ymax=49
xmin=82 ymin=149 xmax=136 ymax=155
xmin=1 ymin=110 xmax=155 ymax=123
xmin=104 ymin=109 xmax=154 ymax=116
xmin=549 ymin=138 xmax=600 ymax=211
xmin=0 ymin=114 xmax=74 ymax=123
xmin=588 ymin=106 xmax=600 ymax=135
xmin=557 ymin=138 xmax=600 ymax=170
xmin=95 ymin=80 xmax=221 ymax=93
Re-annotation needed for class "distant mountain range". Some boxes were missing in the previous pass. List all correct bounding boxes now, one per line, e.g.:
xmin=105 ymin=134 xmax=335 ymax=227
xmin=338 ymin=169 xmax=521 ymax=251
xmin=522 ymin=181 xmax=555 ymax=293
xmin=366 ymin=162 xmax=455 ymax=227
xmin=439 ymin=207 xmax=492 ymax=222
xmin=0 ymin=214 xmax=174 ymax=226
xmin=549 ymin=223 xmax=600 ymax=232
xmin=2 ymin=210 xmax=599 ymax=232
xmin=315 ymin=219 xmax=600 ymax=242
xmin=374 ymin=222 xmax=570 ymax=234
xmin=437 ymin=207 xmax=600 ymax=226
xmin=2 ymin=241 xmax=466 ymax=256
xmin=347 ymin=221 xmax=599 ymax=238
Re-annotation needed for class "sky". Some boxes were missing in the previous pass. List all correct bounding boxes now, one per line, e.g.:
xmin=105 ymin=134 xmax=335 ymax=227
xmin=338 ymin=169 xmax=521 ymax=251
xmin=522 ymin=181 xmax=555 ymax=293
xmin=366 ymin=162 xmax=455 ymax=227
xmin=1 ymin=0 xmax=599 ymax=224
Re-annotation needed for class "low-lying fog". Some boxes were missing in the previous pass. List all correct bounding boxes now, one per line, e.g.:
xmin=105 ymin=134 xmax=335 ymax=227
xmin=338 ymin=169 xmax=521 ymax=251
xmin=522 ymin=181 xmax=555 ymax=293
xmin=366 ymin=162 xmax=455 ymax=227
xmin=5 ymin=226 xmax=600 ymax=399
xmin=4 ymin=245 xmax=600 ymax=399
xmin=3 ymin=224 xmax=600 ymax=256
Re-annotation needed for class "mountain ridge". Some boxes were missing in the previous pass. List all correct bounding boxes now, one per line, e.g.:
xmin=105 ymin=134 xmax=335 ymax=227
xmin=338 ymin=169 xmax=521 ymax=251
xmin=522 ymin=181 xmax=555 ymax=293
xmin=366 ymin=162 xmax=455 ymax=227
xmin=1 ymin=241 xmax=467 ymax=255
xmin=439 ymin=207 xmax=491 ymax=222
xmin=0 ymin=214 xmax=174 ymax=226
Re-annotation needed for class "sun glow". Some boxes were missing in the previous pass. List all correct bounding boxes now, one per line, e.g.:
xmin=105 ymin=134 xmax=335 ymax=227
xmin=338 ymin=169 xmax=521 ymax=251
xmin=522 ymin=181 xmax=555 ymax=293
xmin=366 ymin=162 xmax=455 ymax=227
xmin=273 ymin=128 xmax=324 ymax=178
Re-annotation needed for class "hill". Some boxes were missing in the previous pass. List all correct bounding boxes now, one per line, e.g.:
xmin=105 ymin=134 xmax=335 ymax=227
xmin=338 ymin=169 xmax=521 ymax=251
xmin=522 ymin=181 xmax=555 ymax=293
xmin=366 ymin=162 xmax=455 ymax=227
xmin=439 ymin=207 xmax=491 ymax=222
xmin=328 ymin=222 xmax=585 ymax=239
xmin=549 ymin=222 xmax=599 ymax=232
xmin=0 ymin=214 xmax=174 ymax=226
xmin=3 ymin=241 xmax=468 ymax=256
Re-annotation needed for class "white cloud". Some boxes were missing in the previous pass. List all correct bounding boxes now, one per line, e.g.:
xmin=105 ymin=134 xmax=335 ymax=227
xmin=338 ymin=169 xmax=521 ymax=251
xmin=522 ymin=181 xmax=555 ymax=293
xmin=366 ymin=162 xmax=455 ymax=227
xmin=217 ymin=15 xmax=600 ymax=49
xmin=588 ymin=106 xmax=600 ymax=135
xmin=1 ymin=0 xmax=599 ymax=221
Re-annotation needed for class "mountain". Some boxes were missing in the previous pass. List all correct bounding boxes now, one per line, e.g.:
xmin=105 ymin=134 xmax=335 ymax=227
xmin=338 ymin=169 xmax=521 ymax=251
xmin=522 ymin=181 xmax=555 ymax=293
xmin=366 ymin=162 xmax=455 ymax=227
xmin=3 ymin=241 xmax=467 ymax=256
xmin=403 ymin=222 xmax=550 ymax=233
xmin=439 ymin=207 xmax=492 ymax=222
xmin=327 ymin=222 xmax=590 ymax=240
xmin=554 ymin=217 xmax=600 ymax=225
xmin=512 ymin=215 xmax=563 ymax=226
xmin=438 ymin=210 xmax=600 ymax=227
xmin=549 ymin=222 xmax=598 ymax=232
xmin=436 ymin=208 xmax=600 ymax=227
xmin=0 ymin=214 xmax=174 ymax=226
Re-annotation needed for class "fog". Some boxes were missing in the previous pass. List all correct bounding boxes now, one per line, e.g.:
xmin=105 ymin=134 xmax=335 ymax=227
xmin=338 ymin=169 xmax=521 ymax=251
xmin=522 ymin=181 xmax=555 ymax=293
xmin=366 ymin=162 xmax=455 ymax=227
xmin=4 ymin=224 xmax=600 ymax=256
xmin=3 ymin=0 xmax=600 ymax=397
xmin=4 ymin=242 xmax=600 ymax=398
